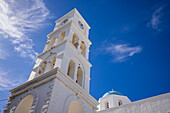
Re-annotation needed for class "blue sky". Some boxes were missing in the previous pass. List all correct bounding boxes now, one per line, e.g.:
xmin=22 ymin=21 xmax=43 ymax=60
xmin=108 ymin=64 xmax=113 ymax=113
xmin=0 ymin=0 xmax=170 ymax=111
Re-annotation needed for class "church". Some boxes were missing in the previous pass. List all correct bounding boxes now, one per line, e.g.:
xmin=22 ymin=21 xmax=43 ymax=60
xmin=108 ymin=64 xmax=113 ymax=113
xmin=3 ymin=8 xmax=170 ymax=113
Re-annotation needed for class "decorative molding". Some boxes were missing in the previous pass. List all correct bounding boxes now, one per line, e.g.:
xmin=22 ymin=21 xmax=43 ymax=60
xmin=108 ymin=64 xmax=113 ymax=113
xmin=71 ymin=22 xmax=92 ymax=45
xmin=37 ymin=41 xmax=66 ymax=58
xmin=66 ymin=41 xmax=92 ymax=67
xmin=56 ymin=69 xmax=99 ymax=108
xmin=8 ymin=89 xmax=39 ymax=113
xmin=55 ymin=8 xmax=90 ymax=29
xmin=41 ymin=82 xmax=54 ymax=113
xmin=10 ymin=68 xmax=58 ymax=97
xmin=63 ymin=94 xmax=87 ymax=113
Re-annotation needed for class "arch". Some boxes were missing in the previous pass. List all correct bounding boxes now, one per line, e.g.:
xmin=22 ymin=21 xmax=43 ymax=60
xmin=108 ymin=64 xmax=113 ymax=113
xmin=71 ymin=56 xmax=85 ymax=75
xmin=72 ymin=34 xmax=79 ymax=48
xmin=14 ymin=95 xmax=34 ymax=113
xmin=58 ymin=32 xmax=66 ymax=44
xmin=105 ymin=101 xmax=109 ymax=109
xmin=37 ymin=52 xmax=57 ymax=75
xmin=38 ymin=61 xmax=47 ymax=75
xmin=41 ymin=52 xmax=57 ymax=63
xmin=60 ymin=32 xmax=66 ymax=40
xmin=67 ymin=60 xmax=75 ymax=80
xmin=63 ymin=95 xmax=87 ymax=113
xmin=76 ymin=67 xmax=83 ymax=87
xmin=68 ymin=101 xmax=84 ymax=113
xmin=70 ymin=56 xmax=86 ymax=88
xmin=10 ymin=89 xmax=39 ymax=113
xmin=80 ymin=41 xmax=86 ymax=57
xmin=118 ymin=100 xmax=123 ymax=106
xmin=49 ymin=57 xmax=56 ymax=70
xmin=46 ymin=37 xmax=56 ymax=50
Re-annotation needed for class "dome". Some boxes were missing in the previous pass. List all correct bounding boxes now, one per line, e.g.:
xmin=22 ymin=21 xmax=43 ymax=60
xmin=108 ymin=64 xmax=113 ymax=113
xmin=103 ymin=90 xmax=123 ymax=97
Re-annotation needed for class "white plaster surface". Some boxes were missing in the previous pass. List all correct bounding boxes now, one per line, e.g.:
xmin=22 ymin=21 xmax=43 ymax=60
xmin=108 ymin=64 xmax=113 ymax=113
xmin=98 ymin=94 xmax=131 ymax=111
xmin=97 ymin=93 xmax=170 ymax=113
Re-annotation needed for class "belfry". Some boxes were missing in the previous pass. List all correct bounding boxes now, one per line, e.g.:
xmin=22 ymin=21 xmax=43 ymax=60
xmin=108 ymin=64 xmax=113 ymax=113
xmin=3 ymin=9 xmax=98 ymax=113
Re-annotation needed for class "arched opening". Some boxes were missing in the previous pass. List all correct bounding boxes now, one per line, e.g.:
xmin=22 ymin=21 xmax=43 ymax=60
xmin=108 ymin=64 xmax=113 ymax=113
xmin=50 ymin=38 xmax=56 ymax=47
xmin=67 ymin=60 xmax=75 ymax=80
xmin=46 ymin=38 xmax=56 ymax=50
xmin=58 ymin=32 xmax=66 ymax=44
xmin=118 ymin=100 xmax=123 ymax=106
xmin=68 ymin=101 xmax=84 ymax=113
xmin=49 ymin=57 xmax=56 ymax=70
xmin=76 ymin=67 xmax=83 ymax=87
xmin=14 ymin=95 xmax=34 ymax=113
xmin=60 ymin=32 xmax=66 ymax=40
xmin=38 ymin=61 xmax=47 ymax=75
xmin=105 ymin=101 xmax=109 ymax=109
xmin=72 ymin=34 xmax=79 ymax=49
xmin=80 ymin=41 xmax=86 ymax=57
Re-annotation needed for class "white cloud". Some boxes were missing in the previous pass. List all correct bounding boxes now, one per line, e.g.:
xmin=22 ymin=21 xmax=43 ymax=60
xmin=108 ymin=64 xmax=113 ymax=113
xmin=0 ymin=49 xmax=9 ymax=59
xmin=104 ymin=43 xmax=142 ymax=62
xmin=148 ymin=7 xmax=163 ymax=31
xmin=0 ymin=68 xmax=27 ymax=90
xmin=0 ymin=44 xmax=9 ymax=59
xmin=0 ymin=0 xmax=50 ymax=61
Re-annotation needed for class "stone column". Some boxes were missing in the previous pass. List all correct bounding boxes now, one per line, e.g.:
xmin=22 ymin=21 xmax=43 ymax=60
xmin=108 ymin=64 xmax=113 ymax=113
xmin=77 ymin=40 xmax=81 ymax=52
xmin=53 ymin=36 xmax=59 ymax=46
xmin=86 ymin=48 xmax=90 ymax=59
xmin=44 ymin=61 xmax=51 ymax=73
xmin=74 ymin=63 xmax=79 ymax=83
xmin=54 ymin=57 xmax=62 ymax=68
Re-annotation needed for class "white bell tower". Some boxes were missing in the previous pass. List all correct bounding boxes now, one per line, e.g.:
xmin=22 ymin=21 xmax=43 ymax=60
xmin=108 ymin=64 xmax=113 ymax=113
xmin=4 ymin=8 xmax=98 ymax=113
xmin=28 ymin=8 xmax=92 ymax=92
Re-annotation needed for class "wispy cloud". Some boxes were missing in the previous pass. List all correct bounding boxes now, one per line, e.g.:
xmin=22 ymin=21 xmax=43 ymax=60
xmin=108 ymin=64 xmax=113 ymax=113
xmin=147 ymin=6 xmax=164 ymax=31
xmin=0 ymin=0 xmax=50 ymax=61
xmin=101 ymin=42 xmax=142 ymax=62
xmin=0 ymin=68 xmax=27 ymax=90
xmin=0 ymin=44 xmax=9 ymax=59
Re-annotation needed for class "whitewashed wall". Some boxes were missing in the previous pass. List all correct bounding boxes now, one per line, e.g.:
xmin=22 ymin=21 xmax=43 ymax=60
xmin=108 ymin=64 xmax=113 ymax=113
xmin=97 ymin=93 xmax=170 ymax=113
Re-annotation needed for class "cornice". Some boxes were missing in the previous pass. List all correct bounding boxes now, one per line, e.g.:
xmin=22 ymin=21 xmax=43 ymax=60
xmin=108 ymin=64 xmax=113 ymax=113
xmin=47 ymin=20 xmax=92 ymax=46
xmin=10 ymin=68 xmax=58 ymax=96
xmin=47 ymin=21 xmax=72 ymax=38
xmin=55 ymin=9 xmax=76 ymax=23
xmin=66 ymin=40 xmax=92 ymax=67
xmin=37 ymin=40 xmax=92 ymax=67
xmin=9 ymin=67 xmax=99 ymax=108
xmin=71 ymin=22 xmax=92 ymax=45
xmin=37 ymin=40 xmax=67 ymax=58
xmin=55 ymin=8 xmax=90 ymax=29
xmin=57 ymin=68 xmax=99 ymax=108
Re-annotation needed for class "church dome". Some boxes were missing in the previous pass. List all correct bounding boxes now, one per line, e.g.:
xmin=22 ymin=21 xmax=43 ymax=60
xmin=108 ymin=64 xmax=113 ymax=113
xmin=103 ymin=90 xmax=123 ymax=97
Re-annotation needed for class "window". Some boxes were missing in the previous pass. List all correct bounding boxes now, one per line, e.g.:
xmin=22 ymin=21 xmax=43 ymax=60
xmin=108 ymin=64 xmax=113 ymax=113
xmin=68 ymin=101 xmax=84 ymax=113
xmin=76 ymin=67 xmax=83 ymax=86
xmin=47 ymin=38 xmax=56 ymax=50
xmin=38 ymin=61 xmax=47 ymax=75
xmin=67 ymin=60 xmax=75 ymax=80
xmin=118 ymin=100 xmax=123 ymax=106
xmin=72 ymin=34 xmax=79 ymax=48
xmin=14 ymin=95 xmax=34 ymax=113
xmin=105 ymin=101 xmax=109 ymax=109
xmin=80 ymin=41 xmax=86 ymax=57
xmin=58 ymin=32 xmax=66 ymax=43
xmin=49 ymin=57 xmax=56 ymax=70
xmin=44 ymin=37 xmax=56 ymax=51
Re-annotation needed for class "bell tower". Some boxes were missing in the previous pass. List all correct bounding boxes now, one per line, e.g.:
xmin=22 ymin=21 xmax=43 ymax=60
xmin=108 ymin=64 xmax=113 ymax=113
xmin=4 ymin=8 xmax=98 ymax=113
xmin=28 ymin=8 xmax=92 ymax=93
